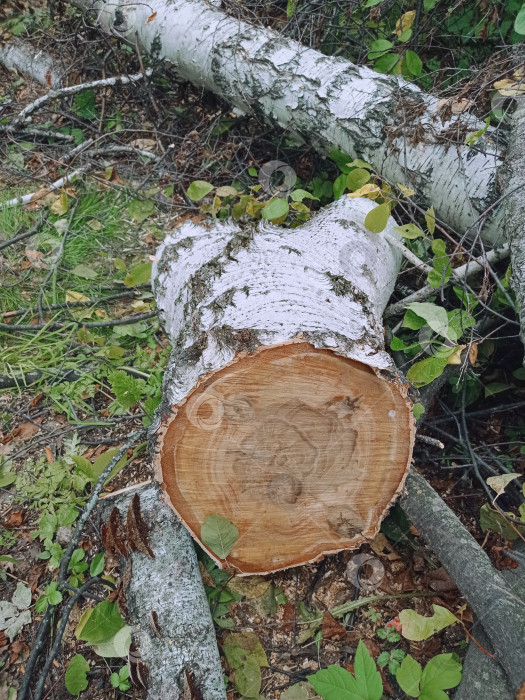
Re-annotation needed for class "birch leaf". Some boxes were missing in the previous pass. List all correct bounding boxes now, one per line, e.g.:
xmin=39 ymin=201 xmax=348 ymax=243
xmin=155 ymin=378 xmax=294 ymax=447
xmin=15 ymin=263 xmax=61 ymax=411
xmin=399 ymin=605 xmax=457 ymax=641
xmin=364 ymin=202 xmax=390 ymax=233
xmin=486 ymin=473 xmax=520 ymax=497
xmin=201 ymin=514 xmax=239 ymax=558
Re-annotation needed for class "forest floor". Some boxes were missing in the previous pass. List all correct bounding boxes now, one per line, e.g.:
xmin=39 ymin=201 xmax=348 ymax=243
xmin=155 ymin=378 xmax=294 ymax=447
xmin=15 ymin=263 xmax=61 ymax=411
xmin=1 ymin=3 xmax=525 ymax=700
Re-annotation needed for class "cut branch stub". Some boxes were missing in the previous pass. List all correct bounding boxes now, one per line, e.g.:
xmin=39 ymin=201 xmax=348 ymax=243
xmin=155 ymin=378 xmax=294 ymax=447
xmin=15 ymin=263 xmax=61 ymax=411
xmin=152 ymin=198 xmax=415 ymax=574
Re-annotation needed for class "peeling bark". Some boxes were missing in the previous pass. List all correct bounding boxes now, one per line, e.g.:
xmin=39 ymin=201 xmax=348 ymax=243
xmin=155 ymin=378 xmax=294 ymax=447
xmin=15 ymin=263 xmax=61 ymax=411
xmin=98 ymin=484 xmax=226 ymax=700
xmin=71 ymin=0 xmax=503 ymax=245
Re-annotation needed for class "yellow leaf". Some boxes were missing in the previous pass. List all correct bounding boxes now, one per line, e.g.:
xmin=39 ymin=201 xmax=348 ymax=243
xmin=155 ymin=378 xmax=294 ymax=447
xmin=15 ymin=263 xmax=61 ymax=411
xmin=397 ymin=184 xmax=415 ymax=197
xmin=425 ymin=206 xmax=436 ymax=235
xmin=347 ymin=183 xmax=381 ymax=199
xmin=50 ymin=191 xmax=69 ymax=215
xmin=446 ymin=345 xmax=465 ymax=365
xmin=66 ymin=291 xmax=91 ymax=303
xmin=394 ymin=10 xmax=416 ymax=36
xmin=95 ymin=309 xmax=107 ymax=318
xmin=486 ymin=473 xmax=520 ymax=497
xmin=493 ymin=78 xmax=516 ymax=90
xmin=87 ymin=219 xmax=102 ymax=231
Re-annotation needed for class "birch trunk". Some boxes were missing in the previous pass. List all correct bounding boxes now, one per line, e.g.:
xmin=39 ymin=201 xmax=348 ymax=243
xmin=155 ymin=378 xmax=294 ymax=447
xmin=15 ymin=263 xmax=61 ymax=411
xmin=98 ymin=484 xmax=226 ymax=700
xmin=152 ymin=197 xmax=415 ymax=574
xmin=502 ymin=94 xmax=525 ymax=361
xmin=0 ymin=40 xmax=64 ymax=88
xmin=71 ymin=0 xmax=503 ymax=245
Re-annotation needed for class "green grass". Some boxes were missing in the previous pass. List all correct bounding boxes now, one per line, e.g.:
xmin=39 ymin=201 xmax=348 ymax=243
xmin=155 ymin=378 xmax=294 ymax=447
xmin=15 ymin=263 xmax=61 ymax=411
xmin=0 ymin=182 xmax=167 ymax=415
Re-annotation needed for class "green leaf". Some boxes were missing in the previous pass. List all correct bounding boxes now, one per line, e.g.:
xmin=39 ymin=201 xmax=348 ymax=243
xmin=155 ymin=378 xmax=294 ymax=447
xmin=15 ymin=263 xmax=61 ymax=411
xmin=364 ymin=0 xmax=384 ymax=6
xmin=186 ymin=180 xmax=214 ymax=201
xmin=368 ymin=40 xmax=394 ymax=59
xmin=261 ymin=198 xmax=289 ymax=220
xmin=65 ymin=654 xmax=90 ymax=696
xmin=73 ymin=91 xmax=98 ymax=120
xmin=425 ymin=206 xmax=436 ymax=234
xmin=333 ymin=173 xmax=348 ymax=200
xmin=329 ymin=150 xmax=353 ymax=172
xmin=109 ymin=370 xmax=147 ymax=410
xmin=406 ymin=357 xmax=448 ymax=387
xmin=406 ymin=302 xmax=451 ymax=339
xmin=308 ymin=665 xmax=359 ymax=699
xmin=71 ymin=264 xmax=98 ymax=279
xmin=92 ymin=625 xmax=132 ymax=658
xmin=396 ymin=655 xmax=422 ymax=697
xmin=413 ymin=402 xmax=425 ymax=420
xmin=248 ymin=167 xmax=258 ymax=177
xmin=78 ymin=600 xmax=126 ymax=644
xmin=201 ymin=514 xmax=239 ymax=559
xmin=364 ymin=203 xmax=390 ymax=233
xmin=374 ymin=53 xmax=399 ymax=74
xmin=290 ymin=189 xmax=319 ymax=202
xmin=90 ymin=553 xmax=105 ymax=577
xmin=405 ymin=50 xmax=423 ymax=76
xmin=484 ymin=381 xmax=511 ymax=398
xmin=394 ymin=224 xmax=425 ymax=239
xmin=126 ymin=198 xmax=156 ymax=223
xmin=235 ymin=655 xmax=261 ymax=697
xmin=353 ymin=641 xmax=383 ymax=700
xmin=0 ymin=471 xmax=16 ymax=487
xmin=399 ymin=605 xmax=457 ymax=642
xmin=123 ymin=262 xmax=152 ymax=287
xmin=479 ymin=504 xmax=525 ymax=540
xmin=421 ymin=654 xmax=462 ymax=693
xmin=114 ymin=257 xmax=127 ymax=272
xmin=346 ymin=169 xmax=371 ymax=192
xmin=514 ymin=3 xmax=525 ymax=34
xmin=402 ymin=308 xmax=427 ymax=329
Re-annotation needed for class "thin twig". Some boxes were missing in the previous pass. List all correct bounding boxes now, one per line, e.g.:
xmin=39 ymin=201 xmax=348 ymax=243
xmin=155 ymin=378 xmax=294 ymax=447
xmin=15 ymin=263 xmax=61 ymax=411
xmin=0 ymin=169 xmax=85 ymax=210
xmin=385 ymin=243 xmax=510 ymax=317
xmin=13 ymin=70 xmax=153 ymax=125
xmin=37 ymin=200 xmax=79 ymax=323
xmin=0 ymin=310 xmax=157 ymax=332
xmin=0 ymin=211 xmax=49 ymax=251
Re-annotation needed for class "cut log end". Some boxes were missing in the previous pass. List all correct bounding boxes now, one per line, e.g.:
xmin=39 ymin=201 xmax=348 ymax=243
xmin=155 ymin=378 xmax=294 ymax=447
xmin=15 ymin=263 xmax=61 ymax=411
xmin=154 ymin=341 xmax=414 ymax=574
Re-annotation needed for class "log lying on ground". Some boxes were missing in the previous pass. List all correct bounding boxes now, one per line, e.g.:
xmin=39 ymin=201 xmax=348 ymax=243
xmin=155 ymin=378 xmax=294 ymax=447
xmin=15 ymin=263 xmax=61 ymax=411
xmin=71 ymin=0 xmax=503 ymax=245
xmin=98 ymin=483 xmax=226 ymax=700
xmin=401 ymin=471 xmax=525 ymax=696
xmin=0 ymin=40 xmax=64 ymax=88
xmin=455 ymin=540 xmax=525 ymax=700
xmin=502 ymin=90 xmax=525 ymax=362
xmin=152 ymin=197 xmax=415 ymax=574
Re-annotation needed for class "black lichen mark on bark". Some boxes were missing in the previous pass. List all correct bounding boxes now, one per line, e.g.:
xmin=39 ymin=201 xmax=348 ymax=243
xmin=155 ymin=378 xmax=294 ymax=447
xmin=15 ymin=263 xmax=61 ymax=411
xmin=211 ymin=325 xmax=262 ymax=354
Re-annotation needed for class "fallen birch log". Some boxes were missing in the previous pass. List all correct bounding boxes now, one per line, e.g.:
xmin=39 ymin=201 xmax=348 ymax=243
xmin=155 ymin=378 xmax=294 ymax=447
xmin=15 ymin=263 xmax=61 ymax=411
xmin=152 ymin=197 xmax=415 ymax=574
xmin=98 ymin=483 xmax=226 ymax=700
xmin=401 ymin=470 xmax=525 ymax=696
xmin=71 ymin=0 xmax=503 ymax=245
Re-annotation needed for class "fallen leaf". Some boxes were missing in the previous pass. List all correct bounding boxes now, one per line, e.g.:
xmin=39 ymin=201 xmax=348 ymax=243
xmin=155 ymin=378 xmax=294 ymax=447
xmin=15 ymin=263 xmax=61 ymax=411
xmin=130 ymin=138 xmax=157 ymax=151
xmin=428 ymin=567 xmax=457 ymax=593
xmin=66 ymin=290 xmax=91 ymax=303
xmin=227 ymin=576 xmax=271 ymax=599
xmin=321 ymin=612 xmax=346 ymax=641
xmin=370 ymin=532 xmax=401 ymax=561
xmin=45 ymin=446 xmax=53 ymax=463
xmin=50 ymin=191 xmax=68 ymax=215
xmin=487 ymin=473 xmax=520 ymax=497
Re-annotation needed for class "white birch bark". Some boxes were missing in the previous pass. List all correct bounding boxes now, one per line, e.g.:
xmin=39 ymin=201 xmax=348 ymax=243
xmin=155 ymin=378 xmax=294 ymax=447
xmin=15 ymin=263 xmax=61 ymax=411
xmin=0 ymin=40 xmax=64 ymax=88
xmin=152 ymin=196 xmax=403 ymax=409
xmin=72 ymin=0 xmax=503 ymax=245
xmin=99 ymin=484 xmax=227 ymax=700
